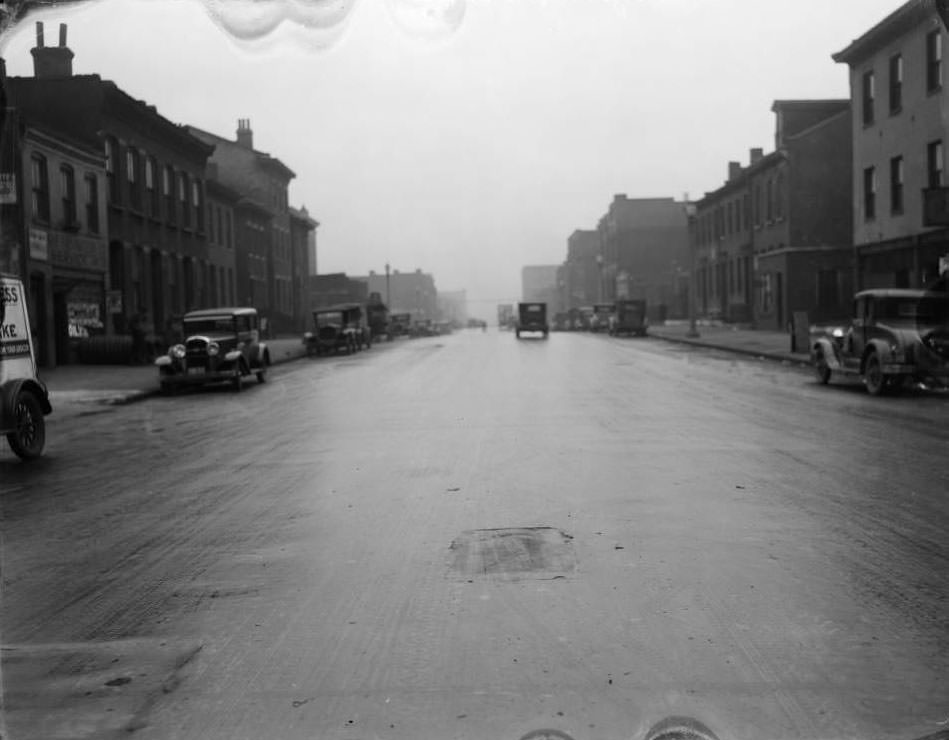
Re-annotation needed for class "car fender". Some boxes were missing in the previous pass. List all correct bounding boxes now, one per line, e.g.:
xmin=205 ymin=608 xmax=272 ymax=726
xmin=812 ymin=337 xmax=843 ymax=370
xmin=154 ymin=355 xmax=172 ymax=367
xmin=862 ymin=338 xmax=895 ymax=371
xmin=0 ymin=378 xmax=52 ymax=428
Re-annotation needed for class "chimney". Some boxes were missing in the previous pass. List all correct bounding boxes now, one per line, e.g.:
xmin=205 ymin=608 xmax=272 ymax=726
xmin=727 ymin=161 xmax=742 ymax=181
xmin=236 ymin=118 xmax=253 ymax=149
xmin=31 ymin=22 xmax=74 ymax=78
xmin=749 ymin=147 xmax=764 ymax=165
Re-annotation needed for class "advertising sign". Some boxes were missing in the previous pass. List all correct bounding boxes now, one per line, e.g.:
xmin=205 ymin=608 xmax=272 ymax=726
xmin=0 ymin=173 xmax=16 ymax=204
xmin=29 ymin=228 xmax=48 ymax=261
xmin=0 ymin=277 xmax=35 ymax=385
xmin=106 ymin=290 xmax=123 ymax=314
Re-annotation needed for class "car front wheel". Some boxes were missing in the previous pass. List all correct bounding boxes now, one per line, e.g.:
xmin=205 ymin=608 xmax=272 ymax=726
xmin=864 ymin=352 xmax=887 ymax=396
xmin=814 ymin=348 xmax=832 ymax=385
xmin=7 ymin=389 xmax=45 ymax=460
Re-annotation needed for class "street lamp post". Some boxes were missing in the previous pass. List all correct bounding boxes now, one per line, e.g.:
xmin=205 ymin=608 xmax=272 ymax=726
xmin=385 ymin=262 xmax=391 ymax=307
xmin=685 ymin=203 xmax=700 ymax=338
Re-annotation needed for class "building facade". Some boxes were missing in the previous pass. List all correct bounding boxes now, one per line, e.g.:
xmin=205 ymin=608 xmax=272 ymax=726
xmin=205 ymin=175 xmax=238 ymax=308
xmin=359 ymin=269 xmax=438 ymax=321
xmin=7 ymin=23 xmax=217 ymax=360
xmin=833 ymin=0 xmax=949 ymax=291
xmin=562 ymin=229 xmax=600 ymax=310
xmin=188 ymin=121 xmax=302 ymax=334
xmin=521 ymin=265 xmax=560 ymax=306
xmin=290 ymin=206 xmax=319 ymax=331
xmin=597 ymin=195 xmax=690 ymax=321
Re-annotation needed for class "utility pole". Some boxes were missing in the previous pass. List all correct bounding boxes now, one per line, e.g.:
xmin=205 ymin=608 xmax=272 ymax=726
xmin=385 ymin=262 xmax=391 ymax=307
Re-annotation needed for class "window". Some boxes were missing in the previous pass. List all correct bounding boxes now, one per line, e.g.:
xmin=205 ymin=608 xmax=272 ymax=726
xmin=217 ymin=208 xmax=224 ymax=246
xmin=85 ymin=174 xmax=99 ymax=234
xmin=127 ymin=148 xmax=141 ymax=209
xmin=890 ymin=156 xmax=904 ymax=214
xmin=927 ymin=30 xmax=943 ymax=92
xmin=145 ymin=156 xmax=159 ymax=216
xmin=179 ymin=172 xmax=190 ymax=227
xmin=105 ymin=137 xmax=119 ymax=204
xmin=743 ymin=193 xmax=750 ymax=229
xmin=754 ymin=184 xmax=762 ymax=226
xmin=928 ymin=140 xmax=943 ymax=188
xmin=31 ymin=154 xmax=50 ymax=223
xmin=164 ymin=166 xmax=175 ymax=223
xmin=863 ymin=166 xmax=876 ymax=220
xmin=774 ymin=173 xmax=785 ymax=220
xmin=766 ymin=178 xmax=774 ymax=221
xmin=192 ymin=179 xmax=204 ymax=231
xmin=889 ymin=54 xmax=902 ymax=113
xmin=862 ymin=70 xmax=875 ymax=125
xmin=60 ymin=165 xmax=76 ymax=226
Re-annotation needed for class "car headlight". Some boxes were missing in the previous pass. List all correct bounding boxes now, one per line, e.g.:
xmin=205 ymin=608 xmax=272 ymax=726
xmin=208 ymin=342 xmax=220 ymax=357
xmin=171 ymin=344 xmax=186 ymax=359
xmin=832 ymin=327 xmax=845 ymax=338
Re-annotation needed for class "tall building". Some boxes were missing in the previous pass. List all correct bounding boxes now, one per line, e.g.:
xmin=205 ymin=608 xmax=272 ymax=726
xmin=5 ymin=22 xmax=216 ymax=362
xmin=694 ymin=100 xmax=853 ymax=329
xmin=563 ymin=229 xmax=600 ymax=310
xmin=358 ymin=269 xmax=438 ymax=321
xmin=521 ymin=265 xmax=559 ymax=306
xmin=597 ymin=195 xmax=690 ymax=321
xmin=833 ymin=0 xmax=949 ymax=290
xmin=188 ymin=121 xmax=306 ymax=334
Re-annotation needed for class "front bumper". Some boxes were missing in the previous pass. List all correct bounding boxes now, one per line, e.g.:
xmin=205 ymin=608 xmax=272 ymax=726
xmin=158 ymin=359 xmax=240 ymax=386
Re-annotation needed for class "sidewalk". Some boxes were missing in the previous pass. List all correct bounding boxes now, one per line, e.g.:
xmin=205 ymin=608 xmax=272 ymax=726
xmin=647 ymin=320 xmax=812 ymax=364
xmin=40 ymin=337 xmax=308 ymax=406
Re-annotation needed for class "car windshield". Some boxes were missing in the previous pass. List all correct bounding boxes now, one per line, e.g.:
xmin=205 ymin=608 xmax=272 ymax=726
xmin=3 ymin=3 xmax=948 ymax=740
xmin=183 ymin=317 xmax=236 ymax=334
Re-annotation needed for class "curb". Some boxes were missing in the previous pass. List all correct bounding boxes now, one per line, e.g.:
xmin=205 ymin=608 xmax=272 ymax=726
xmin=649 ymin=332 xmax=811 ymax=366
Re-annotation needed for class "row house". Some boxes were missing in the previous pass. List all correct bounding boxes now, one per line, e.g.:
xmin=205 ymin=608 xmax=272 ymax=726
xmin=833 ymin=0 xmax=949 ymax=291
xmin=597 ymin=195 xmax=690 ymax=322
xmin=695 ymin=100 xmax=854 ymax=330
xmin=188 ymin=121 xmax=314 ymax=335
xmin=5 ymin=22 xmax=220 ymax=365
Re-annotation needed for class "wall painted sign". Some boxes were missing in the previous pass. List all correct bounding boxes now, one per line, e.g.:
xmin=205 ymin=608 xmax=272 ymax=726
xmin=0 ymin=278 xmax=35 ymax=387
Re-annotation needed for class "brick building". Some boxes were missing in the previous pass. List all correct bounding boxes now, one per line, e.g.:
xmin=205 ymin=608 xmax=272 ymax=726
xmin=562 ymin=229 xmax=601 ymax=310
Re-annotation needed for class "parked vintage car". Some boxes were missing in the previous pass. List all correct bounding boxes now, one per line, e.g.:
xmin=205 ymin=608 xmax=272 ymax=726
xmin=155 ymin=307 xmax=270 ymax=393
xmin=811 ymin=288 xmax=949 ymax=395
xmin=515 ymin=302 xmax=549 ymax=338
xmin=590 ymin=303 xmax=615 ymax=333
xmin=0 ymin=274 xmax=52 ymax=459
xmin=609 ymin=299 xmax=649 ymax=337
xmin=304 ymin=303 xmax=371 ymax=356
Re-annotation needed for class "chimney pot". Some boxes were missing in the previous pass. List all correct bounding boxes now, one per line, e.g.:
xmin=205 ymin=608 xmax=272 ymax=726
xmin=728 ymin=161 xmax=741 ymax=181
xmin=749 ymin=147 xmax=764 ymax=165
xmin=236 ymin=119 xmax=253 ymax=148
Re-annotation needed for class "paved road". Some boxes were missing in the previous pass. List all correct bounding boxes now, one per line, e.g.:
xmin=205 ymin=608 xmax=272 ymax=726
xmin=2 ymin=331 xmax=948 ymax=740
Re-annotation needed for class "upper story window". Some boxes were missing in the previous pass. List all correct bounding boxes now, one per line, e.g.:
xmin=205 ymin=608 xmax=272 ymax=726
xmin=774 ymin=172 xmax=785 ymax=220
xmin=862 ymin=69 xmax=875 ymax=125
xmin=192 ymin=179 xmax=204 ymax=231
xmin=85 ymin=173 xmax=100 ymax=234
xmin=104 ymin=137 xmax=119 ymax=204
xmin=890 ymin=155 xmax=904 ymax=214
xmin=163 ymin=166 xmax=175 ymax=224
xmin=178 ymin=172 xmax=190 ymax=227
xmin=863 ymin=166 xmax=876 ymax=220
xmin=31 ymin=154 xmax=50 ymax=223
xmin=888 ymin=53 xmax=902 ymax=113
xmin=145 ymin=156 xmax=159 ymax=216
xmin=766 ymin=178 xmax=774 ymax=221
xmin=126 ymin=148 xmax=141 ymax=210
xmin=928 ymin=140 xmax=944 ymax=188
xmin=927 ymin=30 xmax=943 ymax=93
xmin=60 ymin=164 xmax=76 ymax=226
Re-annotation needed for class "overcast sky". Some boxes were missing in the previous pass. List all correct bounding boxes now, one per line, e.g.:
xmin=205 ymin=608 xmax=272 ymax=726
xmin=1 ymin=0 xmax=900 ymax=316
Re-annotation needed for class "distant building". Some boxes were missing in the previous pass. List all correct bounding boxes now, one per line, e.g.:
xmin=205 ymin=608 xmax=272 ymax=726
xmin=438 ymin=289 xmax=468 ymax=325
xmin=597 ymin=195 xmax=690 ymax=321
xmin=695 ymin=100 xmax=854 ymax=329
xmin=563 ymin=229 xmax=600 ymax=309
xmin=357 ymin=269 xmax=438 ymax=321
xmin=833 ymin=0 xmax=949 ymax=290
xmin=290 ymin=206 xmax=319 ymax=330
xmin=521 ymin=265 xmax=560 ymax=307
xmin=309 ymin=272 xmax=368 ymax=309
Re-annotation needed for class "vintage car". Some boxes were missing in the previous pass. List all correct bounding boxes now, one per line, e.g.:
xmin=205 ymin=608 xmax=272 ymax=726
xmin=304 ymin=303 xmax=371 ymax=356
xmin=0 ymin=275 xmax=52 ymax=460
xmin=589 ymin=303 xmax=616 ymax=333
xmin=515 ymin=302 xmax=549 ymax=338
xmin=609 ymin=298 xmax=649 ymax=337
xmin=811 ymin=288 xmax=949 ymax=395
xmin=155 ymin=307 xmax=270 ymax=393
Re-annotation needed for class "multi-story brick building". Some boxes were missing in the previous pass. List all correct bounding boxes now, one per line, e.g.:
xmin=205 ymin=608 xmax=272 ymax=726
xmin=833 ymin=0 xmax=949 ymax=290
xmin=6 ymin=23 xmax=216 ymax=358
xmin=562 ymin=229 xmax=602 ymax=310
xmin=597 ymin=195 xmax=690 ymax=321
xmin=188 ymin=121 xmax=303 ymax=334
xmin=695 ymin=100 xmax=853 ymax=330
xmin=521 ymin=265 xmax=560 ymax=308
xmin=290 ymin=206 xmax=319 ymax=330
xmin=205 ymin=173 xmax=238 ymax=307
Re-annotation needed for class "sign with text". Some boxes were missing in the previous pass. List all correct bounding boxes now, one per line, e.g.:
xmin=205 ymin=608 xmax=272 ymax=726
xmin=29 ymin=228 xmax=48 ymax=261
xmin=0 ymin=173 xmax=16 ymax=204
xmin=0 ymin=277 xmax=33 ymax=375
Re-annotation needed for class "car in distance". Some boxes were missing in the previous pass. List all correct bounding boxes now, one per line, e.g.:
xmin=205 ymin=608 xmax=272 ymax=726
xmin=1 ymin=274 xmax=52 ymax=460
xmin=155 ymin=307 xmax=270 ymax=393
xmin=811 ymin=288 xmax=949 ymax=395
xmin=609 ymin=299 xmax=649 ymax=337
xmin=304 ymin=303 xmax=370 ymax=356
xmin=515 ymin=302 xmax=549 ymax=338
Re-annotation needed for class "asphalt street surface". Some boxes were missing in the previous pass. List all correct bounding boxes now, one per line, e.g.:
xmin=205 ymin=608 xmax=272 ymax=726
xmin=2 ymin=330 xmax=948 ymax=740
